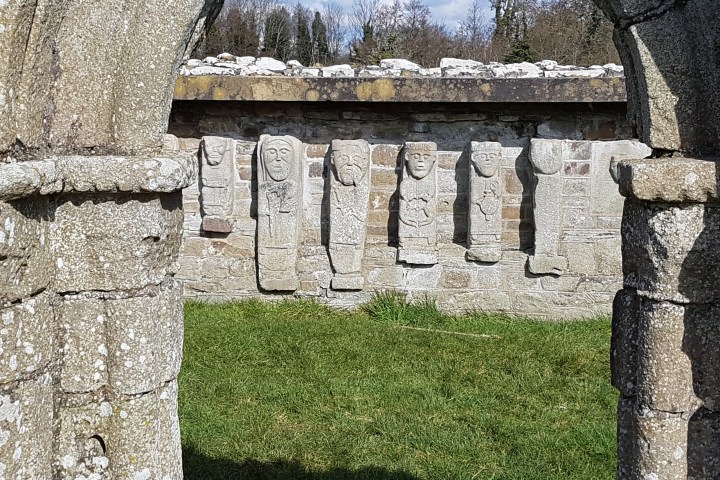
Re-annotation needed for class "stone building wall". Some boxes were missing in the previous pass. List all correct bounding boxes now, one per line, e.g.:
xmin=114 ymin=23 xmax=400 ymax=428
xmin=170 ymin=89 xmax=650 ymax=318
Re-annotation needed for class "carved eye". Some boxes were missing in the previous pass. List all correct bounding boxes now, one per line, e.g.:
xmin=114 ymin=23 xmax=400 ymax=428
xmin=280 ymin=148 xmax=291 ymax=156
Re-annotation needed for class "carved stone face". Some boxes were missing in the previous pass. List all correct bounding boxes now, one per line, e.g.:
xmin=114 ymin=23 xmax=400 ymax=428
xmin=333 ymin=145 xmax=367 ymax=186
xmin=262 ymin=139 xmax=294 ymax=181
xmin=472 ymin=149 xmax=501 ymax=177
xmin=405 ymin=149 xmax=436 ymax=179
xmin=203 ymin=140 xmax=228 ymax=166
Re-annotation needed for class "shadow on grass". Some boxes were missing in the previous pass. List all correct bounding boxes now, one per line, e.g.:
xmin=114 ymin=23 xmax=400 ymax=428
xmin=183 ymin=445 xmax=423 ymax=480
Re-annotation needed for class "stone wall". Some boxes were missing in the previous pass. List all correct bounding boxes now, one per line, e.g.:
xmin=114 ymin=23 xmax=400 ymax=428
xmin=170 ymin=83 xmax=650 ymax=318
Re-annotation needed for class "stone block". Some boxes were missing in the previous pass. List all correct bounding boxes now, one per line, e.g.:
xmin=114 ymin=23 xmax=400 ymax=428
xmin=611 ymin=289 xmax=640 ymax=397
xmin=451 ymin=291 xmax=511 ymax=313
xmin=306 ymin=143 xmax=328 ymax=158
xmin=366 ymin=266 xmax=404 ymax=288
xmin=618 ymin=158 xmax=720 ymax=204
xmin=563 ymin=162 xmax=590 ymax=176
xmin=467 ymin=141 xmax=503 ymax=264
xmin=622 ymin=200 xmax=720 ymax=303
xmin=527 ymin=254 xmax=567 ymax=276
xmin=687 ymin=407 xmax=720 ymax=478
xmin=636 ymin=299 xmax=700 ymax=413
xmin=560 ymin=242 xmax=597 ymax=275
xmin=0 ymin=373 xmax=53 ymax=479
xmin=682 ymin=303 xmax=720 ymax=410
xmin=202 ymin=216 xmax=234 ymax=233
xmin=595 ymin=237 xmax=622 ymax=275
xmin=56 ymin=381 xmax=181 ymax=480
xmin=405 ymin=265 xmax=443 ymax=290
xmin=370 ymin=169 xmax=399 ymax=189
xmin=0 ymin=293 xmax=54 ymax=384
xmin=562 ymin=178 xmax=591 ymax=196
xmin=51 ymin=193 xmax=183 ymax=292
xmin=331 ymin=274 xmax=364 ymax=291
xmin=439 ymin=269 xmax=472 ymax=289
xmin=0 ymin=198 xmax=52 ymax=305
xmin=105 ymin=280 xmax=183 ymax=395
xmin=59 ymin=298 xmax=109 ymax=393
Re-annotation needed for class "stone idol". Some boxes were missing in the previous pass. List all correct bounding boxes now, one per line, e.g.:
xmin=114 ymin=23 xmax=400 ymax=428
xmin=200 ymin=136 xmax=236 ymax=233
xmin=257 ymin=134 xmax=303 ymax=291
xmin=467 ymin=141 xmax=503 ymax=262
xmin=528 ymin=139 xmax=567 ymax=275
xmin=398 ymin=141 xmax=438 ymax=265
xmin=329 ymin=139 xmax=372 ymax=290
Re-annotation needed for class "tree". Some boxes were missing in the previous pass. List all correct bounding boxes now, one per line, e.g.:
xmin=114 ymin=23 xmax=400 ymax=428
xmin=322 ymin=3 xmax=346 ymax=63
xmin=264 ymin=7 xmax=292 ymax=61
xmin=312 ymin=12 xmax=330 ymax=65
xmin=293 ymin=4 xmax=312 ymax=65
xmin=455 ymin=0 xmax=490 ymax=61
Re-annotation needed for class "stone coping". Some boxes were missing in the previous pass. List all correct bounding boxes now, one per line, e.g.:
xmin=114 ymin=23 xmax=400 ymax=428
xmin=0 ymin=154 xmax=197 ymax=202
xmin=617 ymin=157 xmax=720 ymax=203
xmin=173 ymin=76 xmax=627 ymax=103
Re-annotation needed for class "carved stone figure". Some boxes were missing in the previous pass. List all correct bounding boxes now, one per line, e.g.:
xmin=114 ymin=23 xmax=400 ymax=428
xmin=257 ymin=135 xmax=302 ymax=291
xmin=467 ymin=141 xmax=503 ymax=262
xmin=200 ymin=136 xmax=236 ymax=233
xmin=528 ymin=139 xmax=567 ymax=275
xmin=329 ymin=139 xmax=372 ymax=290
xmin=398 ymin=142 xmax=438 ymax=265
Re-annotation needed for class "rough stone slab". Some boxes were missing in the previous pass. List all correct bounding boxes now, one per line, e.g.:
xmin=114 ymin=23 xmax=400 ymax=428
xmin=51 ymin=193 xmax=183 ymax=292
xmin=59 ymin=297 xmax=109 ymax=393
xmin=611 ymin=289 xmax=639 ymax=397
xmin=467 ymin=142 xmax=502 ymax=263
xmin=51 ymin=0 xmax=222 ymax=152
xmin=0 ymin=373 xmax=54 ymax=479
xmin=0 ymin=293 xmax=54 ymax=384
xmin=331 ymin=275 xmax=365 ymax=291
xmin=56 ymin=380 xmax=182 ymax=480
xmin=174 ymin=76 xmax=628 ymax=103
xmin=0 ymin=155 xmax=197 ymax=202
xmin=0 ymin=198 xmax=52 ymax=305
xmin=105 ymin=280 xmax=183 ymax=395
xmin=527 ymin=254 xmax=567 ymax=276
xmin=200 ymin=136 xmax=235 ymax=221
xmin=636 ymin=298 xmax=700 ymax=413
xmin=618 ymin=157 xmax=720 ymax=203
xmin=202 ymin=215 xmax=235 ymax=233
xmin=622 ymin=199 xmax=720 ymax=303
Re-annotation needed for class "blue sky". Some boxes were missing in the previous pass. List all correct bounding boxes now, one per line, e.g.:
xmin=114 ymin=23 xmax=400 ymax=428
xmin=297 ymin=0 xmax=494 ymax=32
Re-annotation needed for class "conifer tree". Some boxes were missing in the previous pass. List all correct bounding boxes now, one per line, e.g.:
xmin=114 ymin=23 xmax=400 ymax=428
xmin=311 ymin=11 xmax=330 ymax=65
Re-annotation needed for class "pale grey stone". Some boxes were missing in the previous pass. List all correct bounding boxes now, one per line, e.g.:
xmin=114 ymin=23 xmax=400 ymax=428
xmin=0 ymin=373 xmax=54 ymax=479
xmin=590 ymin=140 xmax=651 ymax=215
xmin=162 ymin=134 xmax=180 ymax=153
xmin=0 ymin=198 xmax=52 ymax=305
xmin=528 ymin=139 xmax=566 ymax=274
xmin=0 ymin=293 xmax=54 ymax=384
xmin=439 ymin=58 xmax=483 ymax=69
xmin=329 ymin=140 xmax=371 ymax=290
xmin=398 ymin=142 xmax=438 ymax=265
xmin=466 ymin=141 xmax=502 ymax=263
xmin=0 ymin=161 xmax=58 ymax=202
xmin=544 ymin=68 xmax=606 ymax=78
xmin=322 ymin=64 xmax=355 ymax=78
xmin=380 ymin=58 xmax=421 ymax=70
xmin=254 ymin=56 xmax=286 ymax=71
xmin=200 ymin=136 xmax=236 ymax=232
xmin=257 ymin=135 xmax=303 ymax=291
xmin=492 ymin=62 xmax=542 ymax=78
xmin=50 ymin=193 xmax=183 ymax=293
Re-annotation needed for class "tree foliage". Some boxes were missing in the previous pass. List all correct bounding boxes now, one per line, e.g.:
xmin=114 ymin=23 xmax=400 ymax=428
xmin=196 ymin=0 xmax=619 ymax=68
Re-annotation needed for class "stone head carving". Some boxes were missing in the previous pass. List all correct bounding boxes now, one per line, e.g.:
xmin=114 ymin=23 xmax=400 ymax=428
xmin=404 ymin=142 xmax=437 ymax=180
xmin=259 ymin=136 xmax=297 ymax=182
xmin=470 ymin=142 xmax=502 ymax=177
xmin=331 ymin=140 xmax=370 ymax=186
xmin=202 ymin=137 xmax=230 ymax=166
xmin=529 ymin=139 xmax=563 ymax=175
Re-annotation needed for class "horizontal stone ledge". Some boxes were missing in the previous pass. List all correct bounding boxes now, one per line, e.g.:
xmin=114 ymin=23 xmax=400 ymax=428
xmin=173 ymin=76 xmax=627 ymax=103
xmin=618 ymin=157 xmax=720 ymax=203
xmin=0 ymin=154 xmax=197 ymax=201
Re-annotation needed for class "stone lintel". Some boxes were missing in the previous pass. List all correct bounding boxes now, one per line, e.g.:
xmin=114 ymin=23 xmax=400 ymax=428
xmin=173 ymin=76 xmax=627 ymax=103
xmin=0 ymin=155 xmax=198 ymax=202
xmin=617 ymin=157 xmax=720 ymax=203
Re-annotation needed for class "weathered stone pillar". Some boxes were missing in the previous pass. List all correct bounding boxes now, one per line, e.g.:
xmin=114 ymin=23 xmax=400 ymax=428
xmin=591 ymin=0 xmax=720 ymax=477
xmin=0 ymin=0 xmax=222 ymax=477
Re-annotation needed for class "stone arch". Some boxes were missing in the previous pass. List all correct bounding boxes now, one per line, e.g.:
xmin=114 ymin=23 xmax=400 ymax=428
xmin=0 ymin=1 xmax=223 ymax=477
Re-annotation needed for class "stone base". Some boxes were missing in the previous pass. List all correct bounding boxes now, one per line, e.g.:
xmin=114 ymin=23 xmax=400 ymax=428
xmin=202 ymin=215 xmax=234 ymax=233
xmin=259 ymin=276 xmax=299 ymax=292
xmin=465 ymin=245 xmax=501 ymax=263
xmin=398 ymin=248 xmax=438 ymax=265
xmin=331 ymin=274 xmax=364 ymax=291
xmin=527 ymin=254 xmax=567 ymax=275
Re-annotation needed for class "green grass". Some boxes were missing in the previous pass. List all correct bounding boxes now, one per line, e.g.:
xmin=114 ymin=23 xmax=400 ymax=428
xmin=180 ymin=293 xmax=617 ymax=480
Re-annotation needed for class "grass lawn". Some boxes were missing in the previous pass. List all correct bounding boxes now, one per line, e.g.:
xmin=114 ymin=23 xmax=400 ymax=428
xmin=180 ymin=293 xmax=617 ymax=480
